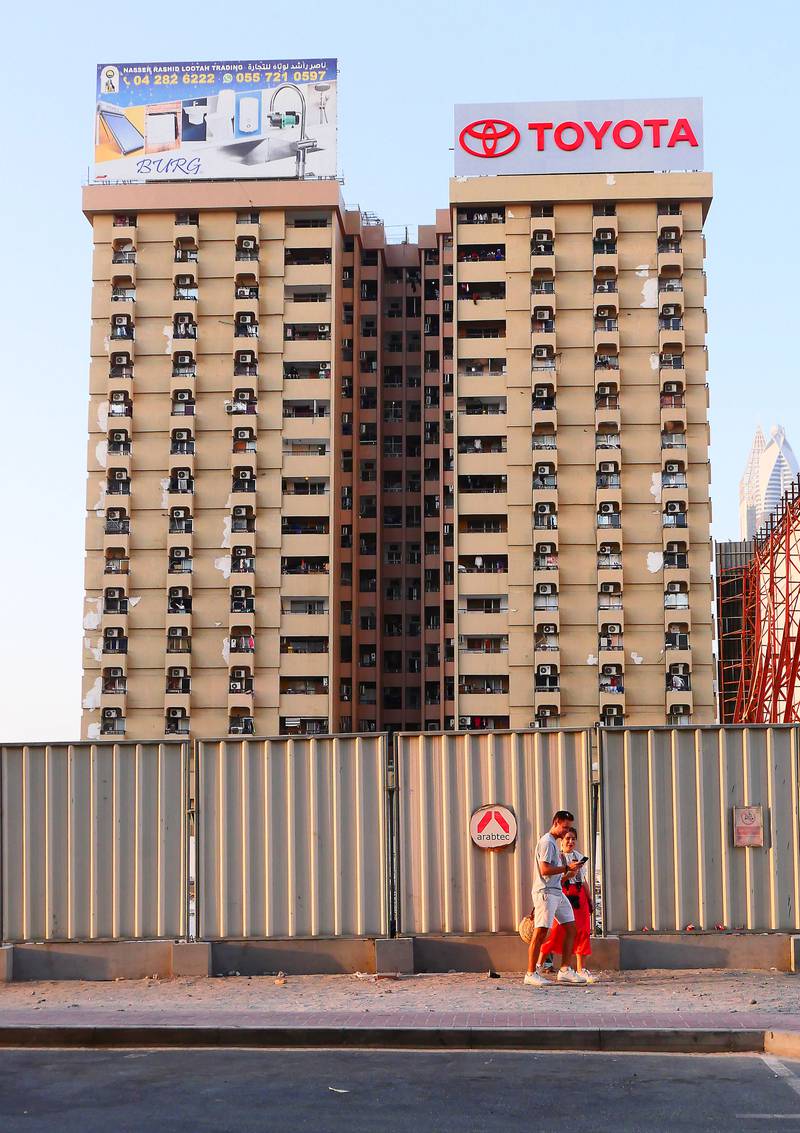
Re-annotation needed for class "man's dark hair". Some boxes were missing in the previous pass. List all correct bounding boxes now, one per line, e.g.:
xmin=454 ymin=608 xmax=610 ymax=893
xmin=552 ymin=810 xmax=574 ymax=823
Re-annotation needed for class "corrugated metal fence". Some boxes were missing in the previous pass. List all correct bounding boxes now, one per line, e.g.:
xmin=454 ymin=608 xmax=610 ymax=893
xmin=4 ymin=726 xmax=800 ymax=944
xmin=600 ymin=725 xmax=800 ymax=933
xmin=1 ymin=741 xmax=188 ymax=942
xmin=396 ymin=729 xmax=593 ymax=935
xmin=196 ymin=735 xmax=389 ymax=939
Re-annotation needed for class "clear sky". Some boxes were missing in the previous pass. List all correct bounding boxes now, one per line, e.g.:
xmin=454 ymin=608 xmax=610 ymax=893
xmin=0 ymin=0 xmax=797 ymax=741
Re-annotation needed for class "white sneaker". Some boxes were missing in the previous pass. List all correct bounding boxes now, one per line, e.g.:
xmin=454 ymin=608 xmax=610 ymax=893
xmin=579 ymin=969 xmax=598 ymax=984
xmin=556 ymin=967 xmax=588 ymax=985
xmin=523 ymin=970 xmax=549 ymax=987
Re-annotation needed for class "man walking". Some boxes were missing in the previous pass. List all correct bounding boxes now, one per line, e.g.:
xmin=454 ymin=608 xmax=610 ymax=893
xmin=524 ymin=810 xmax=589 ymax=987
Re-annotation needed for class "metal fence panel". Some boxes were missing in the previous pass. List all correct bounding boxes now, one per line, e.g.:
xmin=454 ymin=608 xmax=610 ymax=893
xmin=1 ymin=741 xmax=188 ymax=943
xmin=197 ymin=735 xmax=389 ymax=939
xmin=600 ymin=725 xmax=800 ymax=933
xmin=397 ymin=729 xmax=593 ymax=935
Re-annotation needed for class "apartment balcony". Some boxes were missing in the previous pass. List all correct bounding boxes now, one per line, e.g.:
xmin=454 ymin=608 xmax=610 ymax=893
xmin=593 ymin=248 xmax=618 ymax=274
xmin=458 ymin=570 xmax=509 ymax=597
xmin=457 ymin=298 xmax=506 ymax=322
xmin=281 ymin=532 xmax=330 ymax=558
xmin=283 ymin=262 xmax=332 ymax=288
xmin=659 ymin=324 xmax=686 ymax=352
xmin=666 ymin=688 xmax=693 ymax=715
xmin=458 ymin=611 xmax=508 ymax=637
xmin=283 ymin=299 xmax=332 ymax=325
xmin=594 ymin=326 xmax=620 ymax=353
xmin=658 ymin=245 xmax=683 ymax=274
xmin=592 ymin=217 xmax=618 ymax=239
xmin=459 ymin=692 xmax=510 ymax=718
xmin=279 ymin=650 xmax=329 ymax=678
xmin=279 ymin=612 xmax=329 ymax=638
xmin=458 ymin=259 xmax=508 ymax=284
xmin=282 ymin=449 xmax=330 ymax=478
xmin=459 ymin=649 xmax=508 ymax=677
xmin=599 ymin=691 xmax=626 ymax=715
xmin=659 ymin=280 xmax=684 ymax=305
xmin=457 ymin=334 xmax=508 ymax=360
xmin=283 ymin=337 xmax=333 ymax=364
xmin=660 ymin=400 xmax=687 ymax=431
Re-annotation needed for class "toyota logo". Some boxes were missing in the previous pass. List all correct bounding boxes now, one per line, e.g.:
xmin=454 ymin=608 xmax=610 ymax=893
xmin=459 ymin=118 xmax=521 ymax=158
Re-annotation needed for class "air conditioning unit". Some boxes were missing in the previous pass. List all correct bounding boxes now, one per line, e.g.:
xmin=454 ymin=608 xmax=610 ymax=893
xmin=106 ymin=627 xmax=122 ymax=638
xmin=670 ymin=705 xmax=690 ymax=716
xmin=596 ymin=229 xmax=614 ymax=241
xmin=458 ymin=717 xmax=470 ymax=728
xmin=599 ymin=461 xmax=615 ymax=473
xmin=665 ymin=462 xmax=680 ymax=474
xmin=168 ymin=627 xmax=183 ymax=638
xmin=536 ymin=464 xmax=551 ymax=476
xmin=113 ymin=316 xmax=127 ymax=327
xmin=605 ymin=623 xmax=622 ymax=635
xmin=538 ymin=543 xmax=554 ymax=555
xmin=230 ymin=681 xmax=242 ymax=692
xmin=318 ymin=324 xmax=329 ymax=333
xmin=662 ymin=228 xmax=679 ymax=241
xmin=106 ymin=588 xmax=122 ymax=599
xmin=541 ymin=623 xmax=557 ymax=635
xmin=172 ymin=548 xmax=187 ymax=560
xmin=667 ymin=582 xmax=682 ymax=593
xmin=601 ymin=665 xmax=618 ymax=676
xmin=533 ymin=346 xmax=550 ymax=360
xmin=661 ymin=353 xmax=675 ymax=364
xmin=176 ymin=390 xmax=190 ymax=402
xmin=176 ymin=314 xmax=191 ymax=325
xmin=225 ymin=403 xmax=236 ymax=414
xmin=233 ymin=546 xmax=249 ymax=557
xmin=174 ymin=430 xmax=189 ymax=442
xmin=102 ymin=708 xmax=119 ymax=720
xmin=111 ymin=391 xmax=125 ymax=403
xmin=599 ymin=503 xmax=615 ymax=515
xmin=238 ymin=352 xmax=254 ymax=364
xmin=666 ymin=541 xmax=681 ymax=554
xmin=107 ymin=667 xmax=123 ymax=678
xmin=604 ymin=706 xmax=622 ymax=718
xmin=113 ymin=470 xmax=127 ymax=481
xmin=666 ymin=501 xmax=682 ymax=514
xmin=600 ymin=582 xmax=616 ymax=594
xmin=537 ymin=665 xmax=554 ymax=676
xmin=663 ymin=382 xmax=680 ymax=394
xmin=538 ymin=584 xmax=554 ymax=595
xmin=176 ymin=352 xmax=192 ymax=365
xmin=110 ymin=431 xmax=126 ymax=443
xmin=534 ymin=308 xmax=551 ymax=321
xmin=597 ymin=384 xmax=613 ymax=397
xmin=240 ymin=238 xmax=256 ymax=250
xmin=232 ymin=507 xmax=248 ymax=518
xmin=536 ymin=503 xmax=552 ymax=515
xmin=597 ymin=354 xmax=614 ymax=366
xmin=112 ymin=354 xmax=127 ymax=365
xmin=533 ymin=230 xmax=550 ymax=242
xmin=238 ymin=470 xmax=252 ymax=480
xmin=172 ymin=508 xmax=187 ymax=519
xmin=168 ymin=708 xmax=183 ymax=720
xmin=169 ymin=668 xmax=184 ymax=678
xmin=239 ymin=314 xmax=253 ymax=325
xmin=673 ymin=663 xmax=689 ymax=676
xmin=662 ymin=304 xmax=678 ymax=317
xmin=238 ymin=390 xmax=252 ymax=401
xmin=537 ymin=707 xmax=553 ymax=718
xmin=232 ymin=587 xmax=248 ymax=599
xmin=233 ymin=429 xmax=250 ymax=441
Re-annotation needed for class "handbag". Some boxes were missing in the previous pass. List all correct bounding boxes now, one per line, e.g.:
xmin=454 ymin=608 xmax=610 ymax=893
xmin=518 ymin=909 xmax=535 ymax=943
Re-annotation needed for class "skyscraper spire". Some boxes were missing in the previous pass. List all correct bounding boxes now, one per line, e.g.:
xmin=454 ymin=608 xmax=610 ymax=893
xmin=739 ymin=424 xmax=799 ymax=538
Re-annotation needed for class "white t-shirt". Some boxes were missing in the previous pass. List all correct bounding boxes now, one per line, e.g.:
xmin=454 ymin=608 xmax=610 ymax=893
xmin=564 ymin=848 xmax=586 ymax=886
xmin=533 ymin=831 xmax=564 ymax=894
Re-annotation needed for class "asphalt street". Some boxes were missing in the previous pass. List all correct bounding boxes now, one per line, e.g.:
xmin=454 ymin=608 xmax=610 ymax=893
xmin=2 ymin=1048 xmax=800 ymax=1131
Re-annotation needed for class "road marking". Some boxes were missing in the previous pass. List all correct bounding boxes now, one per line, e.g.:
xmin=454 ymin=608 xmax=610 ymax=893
xmin=736 ymin=1117 xmax=800 ymax=1122
xmin=761 ymin=1055 xmax=800 ymax=1101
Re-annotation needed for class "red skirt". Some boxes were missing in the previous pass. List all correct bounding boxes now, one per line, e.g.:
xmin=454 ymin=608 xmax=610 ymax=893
xmin=541 ymin=889 xmax=592 ymax=957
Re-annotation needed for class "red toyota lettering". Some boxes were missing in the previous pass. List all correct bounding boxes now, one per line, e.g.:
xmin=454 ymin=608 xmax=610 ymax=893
xmin=643 ymin=118 xmax=669 ymax=146
xmin=584 ymin=119 xmax=612 ymax=149
xmin=667 ymin=118 xmax=699 ymax=148
xmin=527 ymin=121 xmax=553 ymax=151
xmin=611 ymin=119 xmax=644 ymax=149
xmin=554 ymin=121 xmax=584 ymax=150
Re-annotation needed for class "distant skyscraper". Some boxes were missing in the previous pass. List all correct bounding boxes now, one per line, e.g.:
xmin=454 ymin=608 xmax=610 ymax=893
xmin=739 ymin=424 xmax=799 ymax=538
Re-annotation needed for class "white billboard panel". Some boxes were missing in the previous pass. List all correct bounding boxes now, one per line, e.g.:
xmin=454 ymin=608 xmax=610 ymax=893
xmin=454 ymin=98 xmax=703 ymax=177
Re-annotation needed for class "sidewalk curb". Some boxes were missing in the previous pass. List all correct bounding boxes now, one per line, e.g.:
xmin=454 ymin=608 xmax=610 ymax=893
xmin=0 ymin=1025 xmax=767 ymax=1053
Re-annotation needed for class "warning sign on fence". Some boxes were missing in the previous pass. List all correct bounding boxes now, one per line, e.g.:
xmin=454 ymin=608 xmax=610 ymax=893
xmin=733 ymin=805 xmax=764 ymax=848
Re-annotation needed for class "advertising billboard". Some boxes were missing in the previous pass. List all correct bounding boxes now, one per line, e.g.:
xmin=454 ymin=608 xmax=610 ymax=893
xmin=93 ymin=60 xmax=337 ymax=183
xmin=454 ymin=98 xmax=703 ymax=178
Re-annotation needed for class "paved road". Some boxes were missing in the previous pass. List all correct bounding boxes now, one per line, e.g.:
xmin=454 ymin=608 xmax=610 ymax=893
xmin=2 ymin=1049 xmax=800 ymax=1131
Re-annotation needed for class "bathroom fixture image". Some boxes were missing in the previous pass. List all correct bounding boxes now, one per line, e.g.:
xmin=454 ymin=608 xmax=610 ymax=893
xmin=315 ymin=83 xmax=331 ymax=124
xmin=269 ymin=83 xmax=318 ymax=177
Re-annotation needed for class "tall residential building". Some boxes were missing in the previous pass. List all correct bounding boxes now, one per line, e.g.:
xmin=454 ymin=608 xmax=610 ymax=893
xmin=81 ymin=87 xmax=715 ymax=738
xmin=739 ymin=425 xmax=799 ymax=539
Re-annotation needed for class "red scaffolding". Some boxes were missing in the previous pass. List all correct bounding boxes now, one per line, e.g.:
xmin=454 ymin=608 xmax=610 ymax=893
xmin=728 ymin=475 xmax=800 ymax=723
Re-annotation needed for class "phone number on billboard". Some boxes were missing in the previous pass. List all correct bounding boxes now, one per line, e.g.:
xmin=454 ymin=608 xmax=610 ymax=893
xmin=127 ymin=70 xmax=328 ymax=87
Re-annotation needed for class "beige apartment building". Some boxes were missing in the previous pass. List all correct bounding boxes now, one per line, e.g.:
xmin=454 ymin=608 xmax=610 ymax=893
xmin=81 ymin=169 xmax=714 ymax=740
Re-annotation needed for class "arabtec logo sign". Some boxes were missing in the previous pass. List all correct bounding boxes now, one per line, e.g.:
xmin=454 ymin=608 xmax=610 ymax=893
xmin=469 ymin=804 xmax=518 ymax=849
xmin=454 ymin=98 xmax=703 ymax=177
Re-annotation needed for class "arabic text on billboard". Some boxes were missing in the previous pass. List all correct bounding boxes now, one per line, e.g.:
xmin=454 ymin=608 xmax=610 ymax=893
xmin=454 ymin=98 xmax=703 ymax=177
xmin=94 ymin=60 xmax=337 ymax=183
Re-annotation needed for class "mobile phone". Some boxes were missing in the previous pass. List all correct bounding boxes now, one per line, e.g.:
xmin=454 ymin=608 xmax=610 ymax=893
xmin=577 ymin=855 xmax=589 ymax=865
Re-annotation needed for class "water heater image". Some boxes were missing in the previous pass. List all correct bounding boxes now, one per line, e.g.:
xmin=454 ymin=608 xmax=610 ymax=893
xmin=236 ymin=94 xmax=262 ymax=136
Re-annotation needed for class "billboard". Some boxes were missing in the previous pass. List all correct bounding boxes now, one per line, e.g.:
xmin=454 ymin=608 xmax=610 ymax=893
xmin=454 ymin=98 xmax=703 ymax=178
xmin=93 ymin=60 xmax=337 ymax=183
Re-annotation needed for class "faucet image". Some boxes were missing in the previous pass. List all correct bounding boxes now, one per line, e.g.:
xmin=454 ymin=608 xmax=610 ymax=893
xmin=269 ymin=83 xmax=317 ymax=177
